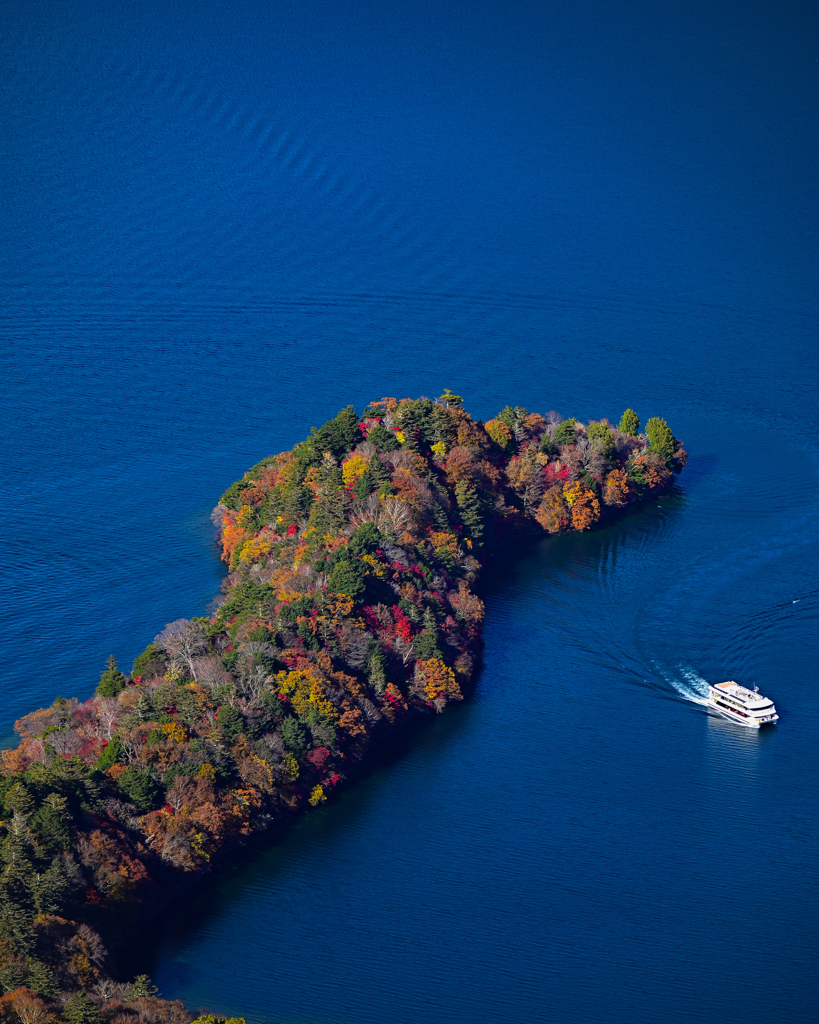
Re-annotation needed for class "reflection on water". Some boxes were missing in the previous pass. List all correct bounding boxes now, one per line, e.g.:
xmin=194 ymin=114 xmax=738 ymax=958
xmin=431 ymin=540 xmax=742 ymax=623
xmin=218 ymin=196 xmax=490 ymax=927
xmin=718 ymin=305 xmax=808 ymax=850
xmin=704 ymin=711 xmax=770 ymax=772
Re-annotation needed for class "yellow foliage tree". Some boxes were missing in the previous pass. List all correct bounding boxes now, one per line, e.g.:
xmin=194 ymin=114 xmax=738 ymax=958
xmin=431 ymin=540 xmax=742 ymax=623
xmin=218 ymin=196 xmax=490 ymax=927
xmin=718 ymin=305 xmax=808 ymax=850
xmin=275 ymin=670 xmax=339 ymax=723
xmin=239 ymin=533 xmax=274 ymax=563
xmin=563 ymin=480 xmax=583 ymax=507
xmin=342 ymin=453 xmax=369 ymax=487
xmin=485 ymin=418 xmax=512 ymax=450
xmin=361 ymin=552 xmax=385 ymax=577
xmin=563 ymin=480 xmax=600 ymax=530
xmin=416 ymin=659 xmax=463 ymax=705
xmin=429 ymin=531 xmax=459 ymax=565
xmin=161 ymin=722 xmax=189 ymax=743
xmin=309 ymin=785 xmax=326 ymax=807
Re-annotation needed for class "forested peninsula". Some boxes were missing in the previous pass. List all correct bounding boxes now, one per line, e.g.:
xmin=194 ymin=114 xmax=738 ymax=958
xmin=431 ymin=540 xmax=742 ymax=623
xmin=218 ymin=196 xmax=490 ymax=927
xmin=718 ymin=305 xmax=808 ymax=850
xmin=0 ymin=394 xmax=685 ymax=1024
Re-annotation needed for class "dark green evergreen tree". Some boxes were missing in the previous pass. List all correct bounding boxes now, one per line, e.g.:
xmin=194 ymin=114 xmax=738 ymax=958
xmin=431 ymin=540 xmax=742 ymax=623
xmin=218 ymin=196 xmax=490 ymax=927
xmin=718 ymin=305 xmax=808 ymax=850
xmin=328 ymin=560 xmax=366 ymax=602
xmin=127 ymin=974 xmax=160 ymax=999
xmin=308 ymin=405 xmax=360 ymax=459
xmin=96 ymin=655 xmax=126 ymax=697
xmin=353 ymin=471 xmax=372 ymax=500
xmin=117 ymin=768 xmax=162 ymax=814
xmin=553 ymin=418 xmax=578 ymax=447
xmin=308 ymin=482 xmax=348 ymax=536
xmin=348 ymin=523 xmax=381 ymax=556
xmin=131 ymin=643 xmax=163 ymax=678
xmin=3 ymin=783 xmax=33 ymax=816
xmin=31 ymin=859 xmax=71 ymax=916
xmin=368 ymin=453 xmax=392 ymax=494
xmin=455 ymin=481 xmax=484 ymax=545
xmin=62 ymin=992 xmax=103 ymax=1024
xmin=645 ymin=416 xmax=677 ymax=463
xmin=618 ymin=408 xmax=640 ymax=436
xmin=413 ymin=610 xmax=443 ymax=660
xmin=330 ymin=405 xmax=361 ymax=453
xmin=0 ymin=962 xmax=26 ymax=993
xmin=280 ymin=716 xmax=310 ymax=757
xmin=280 ymin=483 xmax=310 ymax=528
xmin=366 ymin=641 xmax=388 ymax=694
xmin=394 ymin=398 xmax=436 ymax=449
xmin=26 ymin=958 xmax=57 ymax=998
xmin=431 ymin=501 xmax=451 ymax=534
xmin=431 ymin=405 xmax=458 ymax=447
xmin=366 ymin=423 xmax=400 ymax=452
xmin=31 ymin=797 xmax=70 ymax=851
xmin=217 ymin=706 xmax=245 ymax=739
xmin=538 ymin=433 xmax=557 ymax=456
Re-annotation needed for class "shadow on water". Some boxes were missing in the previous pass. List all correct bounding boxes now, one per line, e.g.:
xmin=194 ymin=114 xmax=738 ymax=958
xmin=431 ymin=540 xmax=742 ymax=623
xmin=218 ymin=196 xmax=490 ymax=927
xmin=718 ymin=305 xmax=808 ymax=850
xmin=118 ymin=698 xmax=475 ymax=984
xmin=479 ymin=486 xmax=688 ymax=598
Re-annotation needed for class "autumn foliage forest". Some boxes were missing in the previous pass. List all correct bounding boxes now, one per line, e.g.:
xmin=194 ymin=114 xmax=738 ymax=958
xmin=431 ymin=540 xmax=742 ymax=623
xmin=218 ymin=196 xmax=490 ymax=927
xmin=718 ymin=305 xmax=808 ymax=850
xmin=0 ymin=393 xmax=685 ymax=1024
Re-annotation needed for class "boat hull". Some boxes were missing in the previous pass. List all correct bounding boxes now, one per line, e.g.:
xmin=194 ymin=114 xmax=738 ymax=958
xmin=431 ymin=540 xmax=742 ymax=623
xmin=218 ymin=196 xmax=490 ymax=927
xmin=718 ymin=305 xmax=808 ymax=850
xmin=707 ymin=703 xmax=778 ymax=727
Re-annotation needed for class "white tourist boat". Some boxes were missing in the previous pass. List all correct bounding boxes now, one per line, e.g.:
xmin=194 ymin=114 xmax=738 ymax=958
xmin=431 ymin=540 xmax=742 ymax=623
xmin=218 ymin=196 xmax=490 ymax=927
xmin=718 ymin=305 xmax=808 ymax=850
xmin=706 ymin=681 xmax=778 ymax=728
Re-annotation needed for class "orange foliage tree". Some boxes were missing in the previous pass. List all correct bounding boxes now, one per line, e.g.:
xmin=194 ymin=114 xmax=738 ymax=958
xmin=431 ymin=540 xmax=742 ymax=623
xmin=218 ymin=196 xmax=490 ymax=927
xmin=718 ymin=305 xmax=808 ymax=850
xmin=563 ymin=480 xmax=600 ymax=531
xmin=536 ymin=485 xmax=570 ymax=533
xmin=603 ymin=467 xmax=631 ymax=506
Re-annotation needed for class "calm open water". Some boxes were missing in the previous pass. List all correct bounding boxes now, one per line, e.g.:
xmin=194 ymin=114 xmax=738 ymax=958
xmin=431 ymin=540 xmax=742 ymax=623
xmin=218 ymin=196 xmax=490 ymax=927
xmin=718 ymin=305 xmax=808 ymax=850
xmin=2 ymin=1 xmax=818 ymax=1021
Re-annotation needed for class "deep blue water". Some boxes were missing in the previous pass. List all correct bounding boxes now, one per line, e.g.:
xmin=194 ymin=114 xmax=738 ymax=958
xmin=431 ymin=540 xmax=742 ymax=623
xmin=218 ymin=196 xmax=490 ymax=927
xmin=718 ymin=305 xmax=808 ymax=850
xmin=2 ymin=1 xmax=819 ymax=1021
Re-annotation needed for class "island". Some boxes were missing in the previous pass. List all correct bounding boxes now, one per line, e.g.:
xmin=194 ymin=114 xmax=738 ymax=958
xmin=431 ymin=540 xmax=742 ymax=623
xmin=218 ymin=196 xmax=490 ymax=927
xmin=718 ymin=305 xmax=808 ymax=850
xmin=0 ymin=394 xmax=686 ymax=1024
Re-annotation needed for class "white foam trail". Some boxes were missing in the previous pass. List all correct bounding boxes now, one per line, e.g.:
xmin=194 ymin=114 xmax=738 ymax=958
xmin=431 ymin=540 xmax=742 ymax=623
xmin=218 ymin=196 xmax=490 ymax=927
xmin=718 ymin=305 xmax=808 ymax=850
xmin=654 ymin=663 xmax=712 ymax=706
xmin=677 ymin=667 xmax=712 ymax=705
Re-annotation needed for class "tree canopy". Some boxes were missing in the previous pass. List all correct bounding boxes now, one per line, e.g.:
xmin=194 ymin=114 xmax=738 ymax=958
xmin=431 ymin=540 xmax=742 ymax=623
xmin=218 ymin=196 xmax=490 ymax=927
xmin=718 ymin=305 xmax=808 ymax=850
xmin=618 ymin=408 xmax=640 ymax=436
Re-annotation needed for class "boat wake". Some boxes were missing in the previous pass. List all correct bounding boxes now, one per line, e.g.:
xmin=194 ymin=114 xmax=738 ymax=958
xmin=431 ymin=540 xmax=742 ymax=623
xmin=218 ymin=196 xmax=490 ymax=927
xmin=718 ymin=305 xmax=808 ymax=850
xmin=655 ymin=664 xmax=713 ymax=707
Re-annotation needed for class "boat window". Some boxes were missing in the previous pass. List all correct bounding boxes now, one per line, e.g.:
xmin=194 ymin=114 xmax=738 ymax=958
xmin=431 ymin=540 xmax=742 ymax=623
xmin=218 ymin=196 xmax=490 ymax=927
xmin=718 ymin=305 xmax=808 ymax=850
xmin=716 ymin=701 xmax=747 ymax=716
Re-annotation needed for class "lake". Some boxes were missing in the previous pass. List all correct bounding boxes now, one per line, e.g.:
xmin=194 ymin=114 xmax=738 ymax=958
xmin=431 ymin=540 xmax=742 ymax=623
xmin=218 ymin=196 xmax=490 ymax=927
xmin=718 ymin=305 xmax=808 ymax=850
xmin=1 ymin=1 xmax=818 ymax=1021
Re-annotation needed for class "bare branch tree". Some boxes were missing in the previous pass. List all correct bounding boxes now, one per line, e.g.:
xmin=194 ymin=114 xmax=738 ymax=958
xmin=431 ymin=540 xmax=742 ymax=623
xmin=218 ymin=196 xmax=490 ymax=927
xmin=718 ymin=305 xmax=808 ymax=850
xmin=155 ymin=619 xmax=208 ymax=681
xmin=119 ymin=732 xmax=141 ymax=764
xmin=13 ymin=992 xmax=52 ymax=1024
xmin=191 ymin=655 xmax=233 ymax=691
xmin=95 ymin=697 xmax=119 ymax=741
xmin=49 ymin=730 xmax=81 ymax=757
xmin=394 ymin=635 xmax=416 ymax=667
xmin=380 ymin=495 xmax=411 ymax=533
xmin=93 ymin=977 xmax=118 ymax=1003
xmin=350 ymin=493 xmax=382 ymax=528
xmin=338 ymin=623 xmax=371 ymax=670
xmin=237 ymin=641 xmax=276 ymax=658
xmin=76 ymin=923 xmax=107 ymax=967
xmin=574 ymin=436 xmax=606 ymax=478
xmin=237 ymin=661 xmax=271 ymax=707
